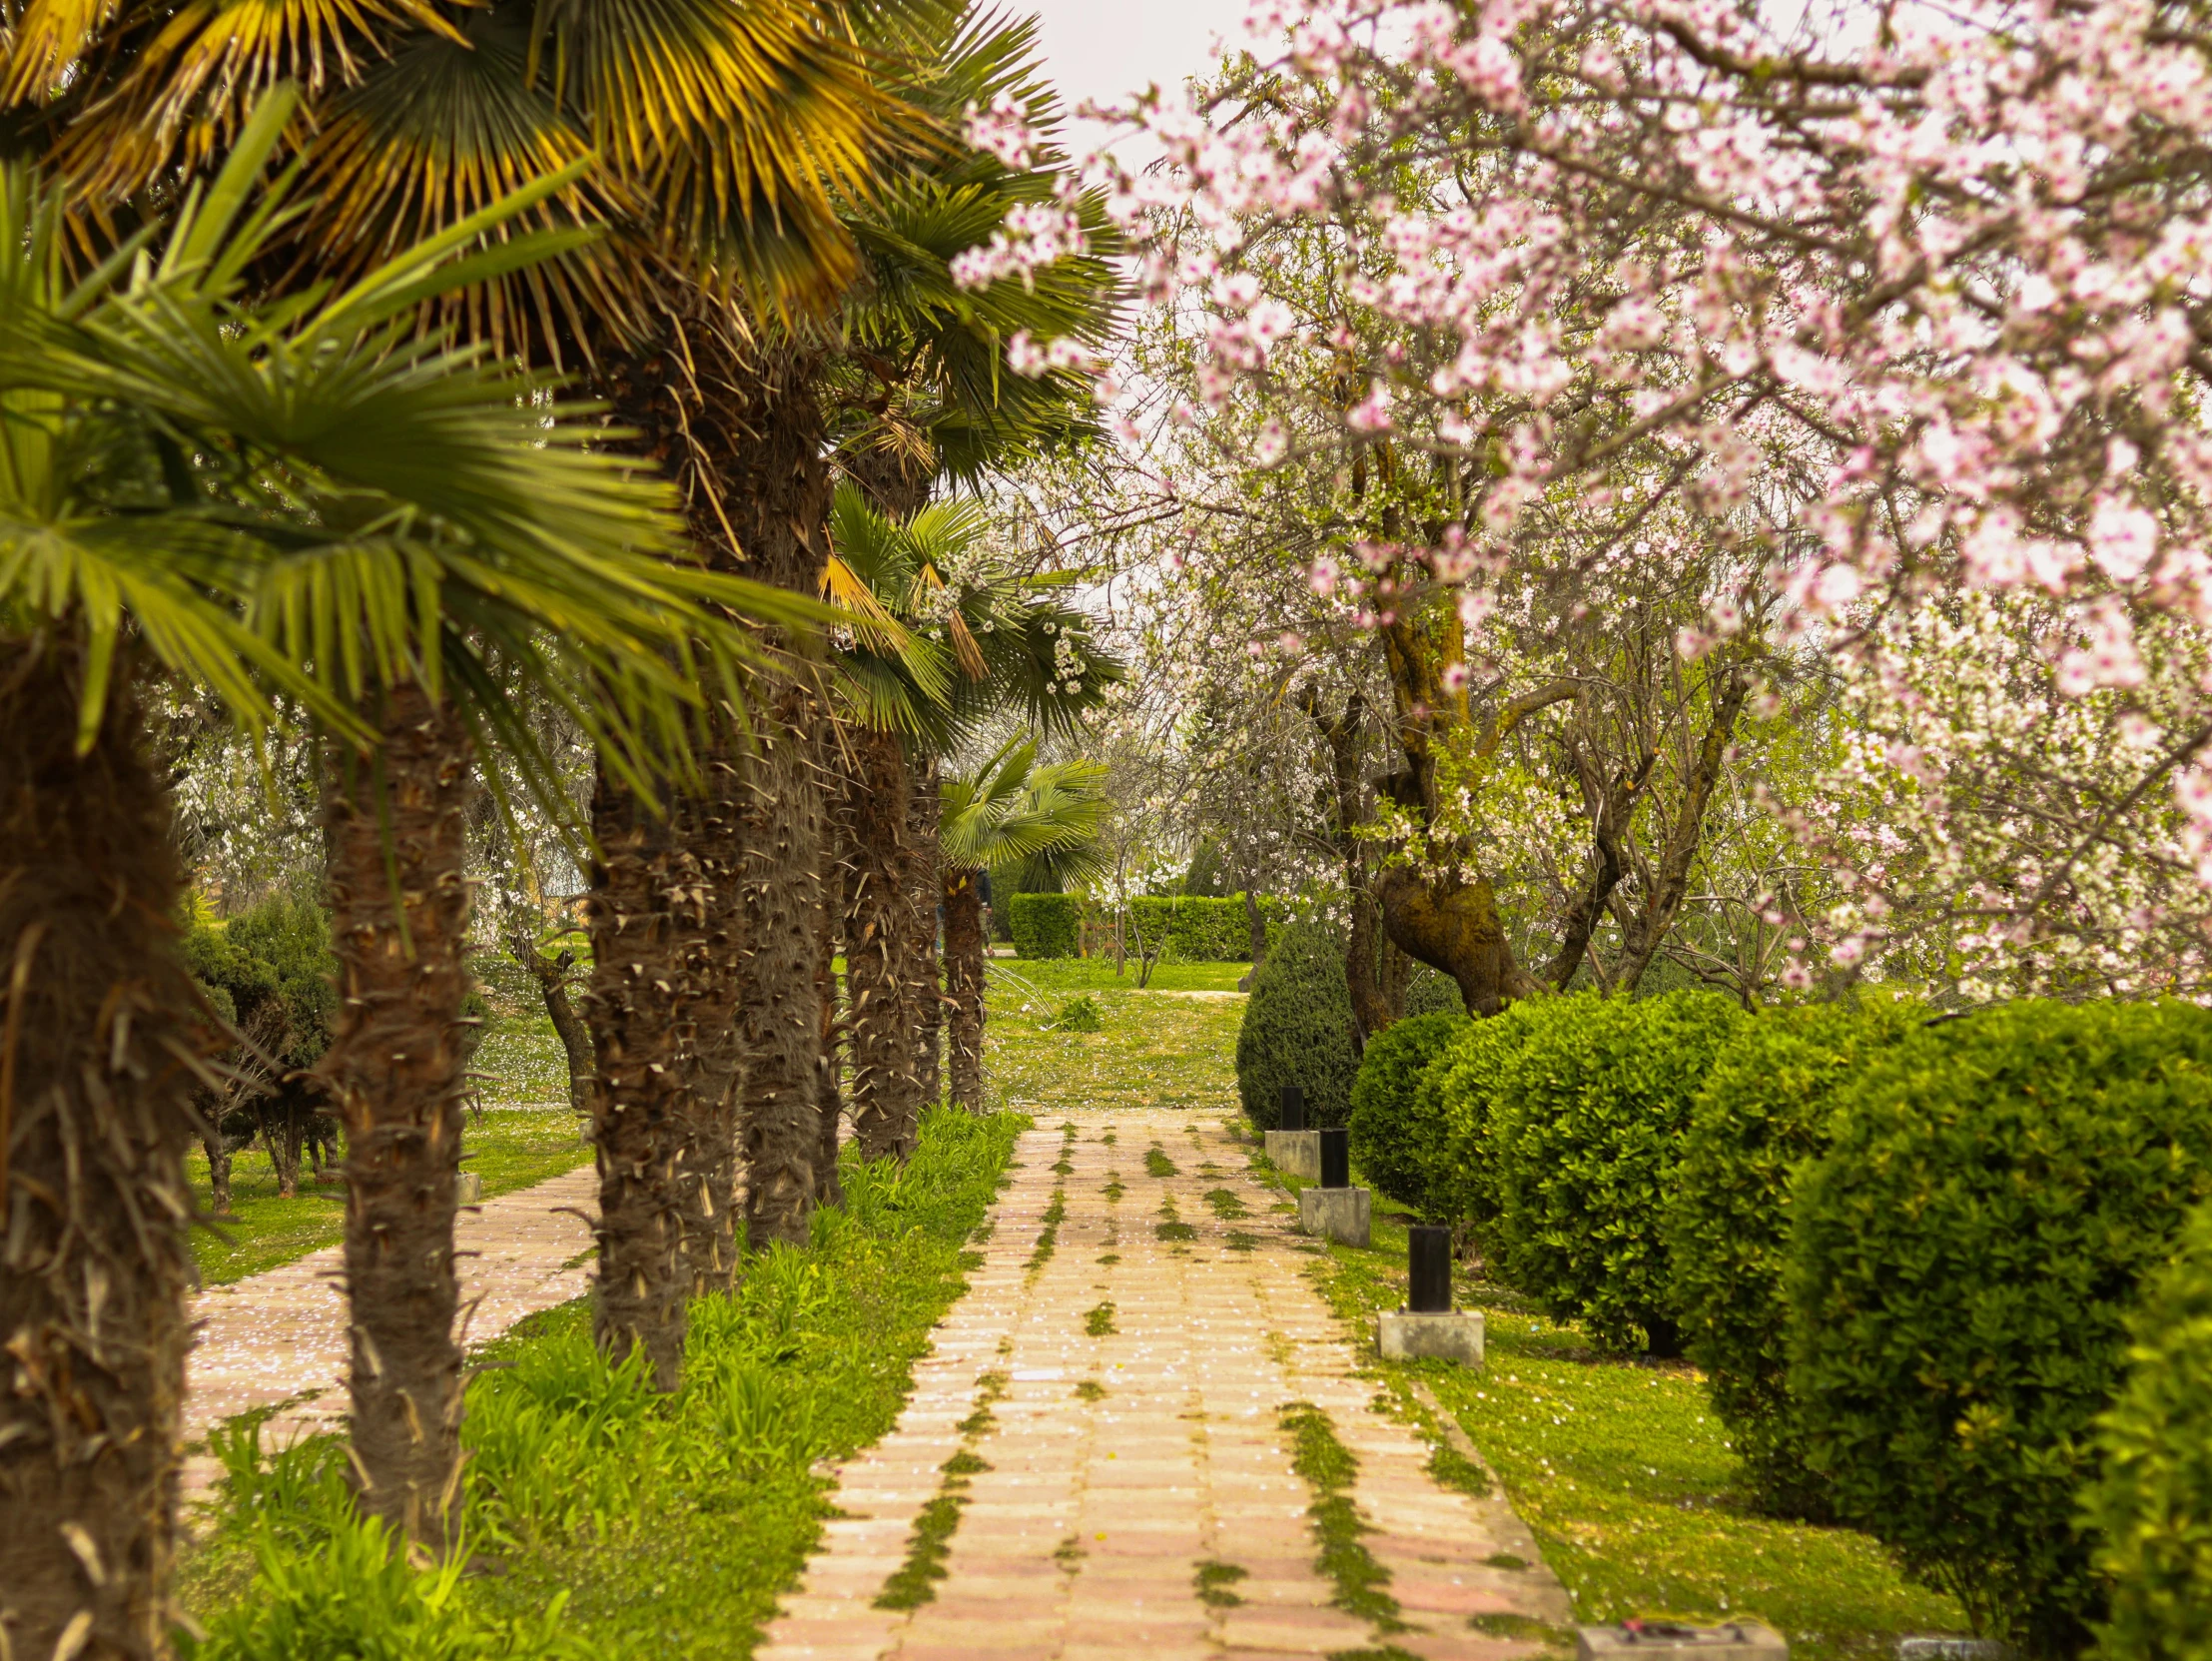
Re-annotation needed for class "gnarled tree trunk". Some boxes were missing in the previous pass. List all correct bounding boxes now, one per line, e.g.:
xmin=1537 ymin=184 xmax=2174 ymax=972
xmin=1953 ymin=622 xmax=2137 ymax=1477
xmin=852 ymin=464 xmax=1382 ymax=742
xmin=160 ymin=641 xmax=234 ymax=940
xmin=507 ymin=929 xmax=595 ymax=1119
xmin=843 ymin=724 xmax=917 ymax=1159
xmin=0 ymin=642 xmax=200 ymax=1661
xmin=943 ymin=869 xmax=987 ymax=1113
xmin=319 ymin=679 xmax=475 ymax=1549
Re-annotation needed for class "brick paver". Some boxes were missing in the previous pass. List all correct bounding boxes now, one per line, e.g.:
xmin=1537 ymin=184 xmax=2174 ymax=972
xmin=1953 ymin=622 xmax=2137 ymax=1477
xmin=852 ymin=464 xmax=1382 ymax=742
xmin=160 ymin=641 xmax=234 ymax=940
xmin=760 ymin=1110 xmax=1571 ymax=1661
xmin=181 ymin=1164 xmax=597 ymax=1495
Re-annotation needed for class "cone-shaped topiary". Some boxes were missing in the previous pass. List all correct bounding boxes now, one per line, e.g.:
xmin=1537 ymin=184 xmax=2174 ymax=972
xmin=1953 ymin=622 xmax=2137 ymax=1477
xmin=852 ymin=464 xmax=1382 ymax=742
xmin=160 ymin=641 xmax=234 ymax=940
xmin=1235 ymin=922 xmax=1359 ymax=1130
xmin=2083 ymin=1198 xmax=2212 ymax=1661
xmin=1347 ymin=1012 xmax=1469 ymax=1212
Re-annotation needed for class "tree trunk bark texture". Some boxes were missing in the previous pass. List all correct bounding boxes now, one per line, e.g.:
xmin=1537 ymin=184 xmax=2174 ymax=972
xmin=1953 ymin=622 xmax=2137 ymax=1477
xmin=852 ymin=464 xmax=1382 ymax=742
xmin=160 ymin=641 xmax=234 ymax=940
xmin=814 ymin=847 xmax=847 ymax=1210
xmin=0 ymin=642 xmax=200 ymax=1661
xmin=583 ymin=770 xmax=698 ymax=1390
xmin=943 ymin=871 xmax=987 ymax=1113
xmin=509 ymin=931 xmax=596 ymax=1120
xmin=842 ymin=725 xmax=917 ymax=1160
xmin=905 ymin=752 xmax=944 ymax=1122
xmin=318 ymin=680 xmax=475 ymax=1549
xmin=673 ymin=772 xmax=744 ymax=1298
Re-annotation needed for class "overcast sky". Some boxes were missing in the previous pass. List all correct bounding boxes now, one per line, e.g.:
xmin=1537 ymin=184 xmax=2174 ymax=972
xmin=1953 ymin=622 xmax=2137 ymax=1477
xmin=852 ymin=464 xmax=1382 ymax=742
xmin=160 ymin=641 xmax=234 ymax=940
xmin=1025 ymin=0 xmax=1250 ymax=128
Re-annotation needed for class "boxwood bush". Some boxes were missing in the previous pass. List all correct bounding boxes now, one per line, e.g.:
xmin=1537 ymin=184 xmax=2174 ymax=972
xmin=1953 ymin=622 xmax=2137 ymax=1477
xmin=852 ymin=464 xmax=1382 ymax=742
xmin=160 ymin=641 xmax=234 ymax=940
xmin=1665 ymin=994 xmax=1920 ymax=1516
xmin=1346 ymin=1012 xmax=1468 ymax=1212
xmin=1007 ymin=893 xmax=1082 ymax=959
xmin=2083 ymin=1198 xmax=2212 ymax=1661
xmin=1487 ymin=989 xmax=1744 ymax=1354
xmin=1787 ymin=1000 xmax=2212 ymax=1657
xmin=1234 ymin=922 xmax=1359 ymax=1130
xmin=1420 ymin=999 xmax=1558 ymax=1235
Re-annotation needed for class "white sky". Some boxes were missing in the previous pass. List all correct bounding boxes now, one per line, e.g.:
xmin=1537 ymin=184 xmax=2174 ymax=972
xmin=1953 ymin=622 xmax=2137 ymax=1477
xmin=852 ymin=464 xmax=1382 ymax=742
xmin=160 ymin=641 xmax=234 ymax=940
xmin=1026 ymin=0 xmax=1251 ymax=133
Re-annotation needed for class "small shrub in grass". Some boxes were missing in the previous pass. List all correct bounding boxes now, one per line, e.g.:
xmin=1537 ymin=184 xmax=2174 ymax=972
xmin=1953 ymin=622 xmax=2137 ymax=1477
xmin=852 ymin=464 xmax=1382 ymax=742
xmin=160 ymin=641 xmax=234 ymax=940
xmin=1347 ymin=1012 xmax=1468 ymax=1212
xmin=1234 ymin=922 xmax=1359 ymax=1130
xmin=2083 ymin=1200 xmax=2212 ymax=1661
xmin=1488 ymin=989 xmax=1744 ymax=1354
xmin=1787 ymin=1000 xmax=2212 ymax=1657
xmin=1053 ymin=995 xmax=1102 ymax=1033
xmin=1664 ymin=993 xmax=1921 ymax=1517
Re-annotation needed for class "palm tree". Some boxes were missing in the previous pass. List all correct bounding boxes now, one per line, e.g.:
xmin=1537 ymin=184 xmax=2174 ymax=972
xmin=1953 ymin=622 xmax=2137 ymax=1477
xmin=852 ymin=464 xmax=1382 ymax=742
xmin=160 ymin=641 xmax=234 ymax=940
xmin=0 ymin=107 xmax=797 ymax=1648
xmin=826 ymin=482 xmax=1115 ymax=1144
xmin=0 ymin=0 xmax=926 ymax=1351
xmin=820 ymin=6 xmax=1120 ymax=1145
xmin=939 ymin=740 xmax=1107 ymax=1110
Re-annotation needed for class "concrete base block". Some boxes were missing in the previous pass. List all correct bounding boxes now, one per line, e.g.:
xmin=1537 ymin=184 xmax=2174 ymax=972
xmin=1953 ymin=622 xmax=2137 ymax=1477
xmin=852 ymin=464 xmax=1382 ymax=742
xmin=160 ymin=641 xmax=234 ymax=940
xmin=1375 ymin=1308 xmax=1485 ymax=1365
xmin=455 ymin=1173 xmax=483 ymax=1206
xmin=1264 ymin=1129 xmax=1320 ymax=1180
xmin=1577 ymin=1623 xmax=1789 ymax=1661
xmin=1297 ymin=1186 xmax=1370 ymax=1246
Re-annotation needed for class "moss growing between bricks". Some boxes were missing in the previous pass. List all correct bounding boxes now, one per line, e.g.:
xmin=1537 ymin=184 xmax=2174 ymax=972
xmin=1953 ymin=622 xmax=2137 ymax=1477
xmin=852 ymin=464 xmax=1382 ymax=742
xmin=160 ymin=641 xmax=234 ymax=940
xmin=1026 ymin=1188 xmax=1068 ymax=1273
xmin=1144 ymin=1147 xmax=1177 ymax=1178
xmin=1194 ymin=1561 xmax=1248 ymax=1608
xmin=875 ymin=1449 xmax=995 ymax=1610
xmin=1086 ymin=1302 xmax=1117 ymax=1336
xmin=1205 ymin=1188 xmax=1248 ymax=1219
xmin=1279 ymin=1401 xmax=1408 ymax=1633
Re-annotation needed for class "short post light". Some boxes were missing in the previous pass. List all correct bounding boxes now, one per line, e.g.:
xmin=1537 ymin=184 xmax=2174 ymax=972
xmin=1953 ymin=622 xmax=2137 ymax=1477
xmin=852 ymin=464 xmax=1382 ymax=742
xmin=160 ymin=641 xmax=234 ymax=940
xmin=1375 ymin=1223 xmax=1485 ymax=1364
xmin=1262 ymin=1084 xmax=1319 ymax=1180
xmin=1297 ymin=1126 xmax=1370 ymax=1246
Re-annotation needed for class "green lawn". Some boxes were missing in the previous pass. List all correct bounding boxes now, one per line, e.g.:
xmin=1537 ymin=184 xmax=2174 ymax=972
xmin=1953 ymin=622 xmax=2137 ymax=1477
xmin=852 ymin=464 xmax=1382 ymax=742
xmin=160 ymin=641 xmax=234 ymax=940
xmin=988 ymin=955 xmax=1251 ymax=993
xmin=983 ymin=965 xmax=1246 ymax=1113
xmin=1251 ymin=1147 xmax=1966 ymax=1659
xmin=189 ymin=1108 xmax=593 ymax=1285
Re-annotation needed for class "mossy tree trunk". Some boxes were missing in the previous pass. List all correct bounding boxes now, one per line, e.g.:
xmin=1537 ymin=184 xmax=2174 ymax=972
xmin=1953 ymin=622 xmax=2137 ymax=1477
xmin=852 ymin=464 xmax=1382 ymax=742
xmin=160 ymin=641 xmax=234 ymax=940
xmin=318 ymin=679 xmax=475 ymax=1549
xmin=943 ymin=869 xmax=987 ymax=1113
xmin=0 ymin=640 xmax=201 ymax=1661
xmin=508 ymin=928 xmax=595 ymax=1119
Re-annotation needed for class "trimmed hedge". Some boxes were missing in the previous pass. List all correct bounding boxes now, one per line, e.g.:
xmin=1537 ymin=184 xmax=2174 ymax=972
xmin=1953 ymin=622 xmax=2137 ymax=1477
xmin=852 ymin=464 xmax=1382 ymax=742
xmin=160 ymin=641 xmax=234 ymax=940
xmin=1234 ymin=922 xmax=1359 ymax=1130
xmin=2084 ymin=1199 xmax=2212 ymax=1661
xmin=1424 ymin=1000 xmax=1555 ymax=1235
xmin=1487 ymin=990 xmax=1744 ymax=1354
xmin=1346 ymin=1012 xmax=1468 ymax=1213
xmin=1787 ymin=1000 xmax=2212 ymax=1657
xmin=1007 ymin=892 xmax=1083 ymax=959
xmin=1665 ymin=994 xmax=1920 ymax=1516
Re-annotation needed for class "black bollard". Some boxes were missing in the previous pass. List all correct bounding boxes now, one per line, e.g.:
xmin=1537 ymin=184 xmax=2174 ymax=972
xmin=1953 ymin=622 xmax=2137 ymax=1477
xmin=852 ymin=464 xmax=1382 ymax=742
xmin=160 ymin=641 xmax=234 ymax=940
xmin=1318 ymin=1126 xmax=1349 ymax=1189
xmin=1279 ymin=1084 xmax=1305 ymax=1132
xmin=1408 ymin=1226 xmax=1452 ymax=1312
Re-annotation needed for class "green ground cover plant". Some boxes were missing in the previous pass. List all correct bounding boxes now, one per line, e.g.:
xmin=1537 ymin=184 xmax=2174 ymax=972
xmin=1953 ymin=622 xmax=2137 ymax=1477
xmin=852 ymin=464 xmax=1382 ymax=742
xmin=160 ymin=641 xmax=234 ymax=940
xmin=181 ymin=1109 xmax=1023 ymax=1660
xmin=187 ymin=1109 xmax=592 ymax=1285
xmin=1283 ymin=1175 xmax=1964 ymax=1660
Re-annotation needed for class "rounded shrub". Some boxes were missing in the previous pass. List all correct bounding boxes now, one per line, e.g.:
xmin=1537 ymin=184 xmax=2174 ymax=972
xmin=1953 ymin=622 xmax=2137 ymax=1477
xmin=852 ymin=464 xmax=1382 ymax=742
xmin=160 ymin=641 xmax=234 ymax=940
xmin=1488 ymin=989 xmax=1744 ymax=1353
xmin=1787 ymin=1000 xmax=2212 ymax=1657
xmin=1347 ymin=1012 xmax=1468 ymax=1212
xmin=1665 ymin=993 xmax=1921 ymax=1516
xmin=1235 ymin=922 xmax=1358 ymax=1130
xmin=2083 ymin=1199 xmax=2212 ymax=1661
xmin=1423 ymin=998 xmax=1560 ymax=1234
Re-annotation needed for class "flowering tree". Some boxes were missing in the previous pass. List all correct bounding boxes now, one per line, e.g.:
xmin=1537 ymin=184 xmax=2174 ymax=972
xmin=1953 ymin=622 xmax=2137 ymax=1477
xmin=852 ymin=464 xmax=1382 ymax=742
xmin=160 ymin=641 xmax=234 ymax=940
xmin=966 ymin=0 xmax=2212 ymax=997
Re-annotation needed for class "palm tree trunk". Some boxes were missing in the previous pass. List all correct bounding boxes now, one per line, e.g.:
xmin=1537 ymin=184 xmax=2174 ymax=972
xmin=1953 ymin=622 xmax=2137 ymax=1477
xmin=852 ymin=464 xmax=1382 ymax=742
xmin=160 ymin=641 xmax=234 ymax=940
xmin=737 ymin=678 xmax=826 ymax=1249
xmin=815 ymin=836 xmax=847 ymax=1209
xmin=583 ymin=770 xmax=697 ymax=1389
xmin=676 ymin=772 xmax=745 ymax=1297
xmin=844 ymin=725 xmax=917 ymax=1159
xmin=318 ymin=680 xmax=476 ymax=1548
xmin=0 ymin=641 xmax=199 ymax=1661
xmin=944 ymin=870 xmax=987 ymax=1113
xmin=906 ymin=751 xmax=944 ymax=1125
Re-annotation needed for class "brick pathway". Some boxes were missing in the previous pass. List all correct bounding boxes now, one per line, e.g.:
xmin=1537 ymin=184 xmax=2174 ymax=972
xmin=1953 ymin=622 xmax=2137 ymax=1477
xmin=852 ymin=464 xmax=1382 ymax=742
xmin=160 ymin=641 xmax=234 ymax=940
xmin=181 ymin=1165 xmax=597 ymax=1496
xmin=759 ymin=1110 xmax=1571 ymax=1661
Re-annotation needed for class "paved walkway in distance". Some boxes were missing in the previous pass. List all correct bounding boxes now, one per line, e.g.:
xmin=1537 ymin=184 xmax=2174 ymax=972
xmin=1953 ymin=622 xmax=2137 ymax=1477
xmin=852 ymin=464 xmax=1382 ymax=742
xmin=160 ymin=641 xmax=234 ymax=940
xmin=760 ymin=1110 xmax=1572 ymax=1661
xmin=181 ymin=1165 xmax=597 ymax=1497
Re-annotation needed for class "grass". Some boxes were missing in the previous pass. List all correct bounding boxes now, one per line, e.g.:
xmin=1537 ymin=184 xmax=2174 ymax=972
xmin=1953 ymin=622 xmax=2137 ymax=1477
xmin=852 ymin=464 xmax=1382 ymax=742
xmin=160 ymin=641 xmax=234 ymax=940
xmin=181 ymin=1108 xmax=1024 ymax=1661
xmin=1194 ymin=1560 xmax=1248 ymax=1608
xmin=1280 ymin=1401 xmax=1406 ymax=1632
xmin=1286 ymin=1169 xmax=1967 ymax=1660
xmin=1085 ymin=1301 xmax=1117 ymax=1336
xmin=989 ymin=957 xmax=1250 ymax=995
xmin=875 ymin=1448 xmax=994 ymax=1611
xmin=1143 ymin=1147 xmax=1178 ymax=1178
xmin=983 ymin=967 xmax=1246 ymax=1114
xmin=187 ymin=1107 xmax=592 ymax=1286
